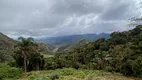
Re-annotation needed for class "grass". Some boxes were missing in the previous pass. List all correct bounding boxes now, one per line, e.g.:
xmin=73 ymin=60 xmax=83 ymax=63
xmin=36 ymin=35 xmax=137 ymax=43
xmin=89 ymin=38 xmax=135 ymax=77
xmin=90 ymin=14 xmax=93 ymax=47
xmin=41 ymin=54 xmax=54 ymax=58
xmin=18 ymin=68 xmax=142 ymax=80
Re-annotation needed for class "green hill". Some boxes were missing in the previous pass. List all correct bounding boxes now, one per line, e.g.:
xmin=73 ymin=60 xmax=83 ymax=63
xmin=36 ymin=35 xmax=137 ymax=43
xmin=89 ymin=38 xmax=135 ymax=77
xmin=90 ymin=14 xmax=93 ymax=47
xmin=57 ymin=37 xmax=90 ymax=52
xmin=0 ymin=32 xmax=17 ymax=62
xmin=37 ymin=42 xmax=52 ymax=54
xmin=53 ymin=25 xmax=142 ymax=77
xmin=0 ymin=32 xmax=16 ymax=49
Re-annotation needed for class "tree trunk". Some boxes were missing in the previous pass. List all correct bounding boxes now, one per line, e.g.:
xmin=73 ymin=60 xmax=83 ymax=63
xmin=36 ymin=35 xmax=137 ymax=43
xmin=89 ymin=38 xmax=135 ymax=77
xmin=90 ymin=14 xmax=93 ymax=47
xmin=23 ymin=54 xmax=27 ymax=76
xmin=24 ymin=58 xmax=26 ymax=73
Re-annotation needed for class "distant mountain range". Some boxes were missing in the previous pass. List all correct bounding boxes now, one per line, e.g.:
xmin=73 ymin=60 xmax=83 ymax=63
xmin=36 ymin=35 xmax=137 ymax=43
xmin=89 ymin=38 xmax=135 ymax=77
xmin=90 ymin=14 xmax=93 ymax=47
xmin=0 ymin=32 xmax=110 ymax=58
xmin=36 ymin=33 xmax=110 ymax=46
xmin=36 ymin=33 xmax=110 ymax=52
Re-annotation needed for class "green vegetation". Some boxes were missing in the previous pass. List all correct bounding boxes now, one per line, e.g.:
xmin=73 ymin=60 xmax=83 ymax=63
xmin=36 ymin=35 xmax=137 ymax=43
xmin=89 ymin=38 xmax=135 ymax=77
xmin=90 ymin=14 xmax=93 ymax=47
xmin=0 ymin=32 xmax=16 ymax=62
xmin=45 ymin=25 xmax=142 ymax=77
xmin=0 ymin=25 xmax=142 ymax=80
xmin=0 ymin=63 xmax=23 ymax=80
xmin=13 ymin=37 xmax=44 ymax=74
xmin=22 ymin=68 xmax=140 ymax=80
xmin=57 ymin=37 xmax=90 ymax=52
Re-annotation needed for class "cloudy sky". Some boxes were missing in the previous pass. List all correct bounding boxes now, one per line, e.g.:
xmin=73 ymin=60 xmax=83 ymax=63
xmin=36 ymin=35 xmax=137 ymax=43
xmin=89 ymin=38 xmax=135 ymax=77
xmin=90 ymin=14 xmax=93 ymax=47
xmin=0 ymin=0 xmax=142 ymax=38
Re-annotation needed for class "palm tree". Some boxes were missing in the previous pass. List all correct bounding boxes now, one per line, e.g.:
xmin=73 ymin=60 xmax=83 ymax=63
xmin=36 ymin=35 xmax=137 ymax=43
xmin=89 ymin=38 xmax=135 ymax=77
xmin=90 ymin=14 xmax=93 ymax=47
xmin=16 ymin=37 xmax=37 ymax=75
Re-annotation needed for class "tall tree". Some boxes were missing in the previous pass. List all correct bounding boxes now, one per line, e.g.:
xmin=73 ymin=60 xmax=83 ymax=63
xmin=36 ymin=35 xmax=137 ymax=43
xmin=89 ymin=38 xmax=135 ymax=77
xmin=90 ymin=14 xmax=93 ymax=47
xmin=15 ymin=37 xmax=38 ymax=74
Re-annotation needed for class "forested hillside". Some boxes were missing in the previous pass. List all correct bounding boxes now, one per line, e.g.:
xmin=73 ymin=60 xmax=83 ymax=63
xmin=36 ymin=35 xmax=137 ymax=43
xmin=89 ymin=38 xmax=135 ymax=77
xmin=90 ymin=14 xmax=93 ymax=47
xmin=57 ymin=37 xmax=90 ymax=52
xmin=0 ymin=32 xmax=17 ymax=62
xmin=36 ymin=33 xmax=110 ymax=52
xmin=46 ymin=25 xmax=142 ymax=77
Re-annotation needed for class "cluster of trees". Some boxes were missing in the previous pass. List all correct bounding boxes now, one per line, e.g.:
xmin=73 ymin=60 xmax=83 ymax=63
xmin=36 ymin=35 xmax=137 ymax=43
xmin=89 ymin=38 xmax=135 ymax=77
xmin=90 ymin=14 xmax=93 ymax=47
xmin=44 ymin=25 xmax=142 ymax=77
xmin=12 ymin=37 xmax=44 ymax=75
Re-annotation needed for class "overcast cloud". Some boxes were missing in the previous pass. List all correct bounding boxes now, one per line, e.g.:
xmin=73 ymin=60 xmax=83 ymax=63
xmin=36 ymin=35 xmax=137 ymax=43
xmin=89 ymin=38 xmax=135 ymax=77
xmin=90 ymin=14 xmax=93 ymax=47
xmin=0 ymin=0 xmax=141 ymax=38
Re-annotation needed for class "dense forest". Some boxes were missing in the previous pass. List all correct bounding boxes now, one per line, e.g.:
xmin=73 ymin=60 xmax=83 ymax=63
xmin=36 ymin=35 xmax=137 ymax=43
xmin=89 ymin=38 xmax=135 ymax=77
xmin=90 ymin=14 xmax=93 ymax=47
xmin=0 ymin=25 xmax=142 ymax=80
xmin=47 ymin=25 xmax=142 ymax=76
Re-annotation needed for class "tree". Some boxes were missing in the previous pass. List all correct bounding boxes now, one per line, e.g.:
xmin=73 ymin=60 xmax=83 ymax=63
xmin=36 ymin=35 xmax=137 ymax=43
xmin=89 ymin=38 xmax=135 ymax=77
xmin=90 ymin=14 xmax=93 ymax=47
xmin=14 ymin=37 xmax=38 ymax=75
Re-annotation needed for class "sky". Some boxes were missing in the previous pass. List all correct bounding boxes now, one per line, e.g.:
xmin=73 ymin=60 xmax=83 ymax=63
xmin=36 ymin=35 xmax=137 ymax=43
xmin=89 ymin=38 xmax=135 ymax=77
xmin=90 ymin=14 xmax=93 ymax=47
xmin=0 ymin=0 xmax=142 ymax=38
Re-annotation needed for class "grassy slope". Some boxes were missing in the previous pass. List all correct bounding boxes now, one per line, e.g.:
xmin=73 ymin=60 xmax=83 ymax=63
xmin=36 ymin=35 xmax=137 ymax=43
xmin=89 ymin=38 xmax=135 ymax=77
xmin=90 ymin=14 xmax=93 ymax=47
xmin=0 ymin=32 xmax=17 ymax=61
xmin=0 ymin=32 xmax=16 ymax=49
xmin=57 ymin=37 xmax=90 ymax=52
xmin=19 ymin=68 xmax=141 ymax=80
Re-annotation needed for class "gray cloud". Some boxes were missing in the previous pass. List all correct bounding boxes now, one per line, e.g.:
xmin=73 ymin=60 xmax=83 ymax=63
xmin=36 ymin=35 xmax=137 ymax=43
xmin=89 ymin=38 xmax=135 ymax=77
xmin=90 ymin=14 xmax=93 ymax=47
xmin=0 ymin=0 xmax=141 ymax=38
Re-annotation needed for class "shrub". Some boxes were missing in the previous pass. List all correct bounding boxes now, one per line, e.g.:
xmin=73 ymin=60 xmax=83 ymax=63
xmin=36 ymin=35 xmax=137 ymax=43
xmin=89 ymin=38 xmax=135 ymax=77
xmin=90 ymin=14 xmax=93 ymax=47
xmin=50 ymin=72 xmax=59 ymax=80
xmin=44 ymin=57 xmax=57 ymax=70
xmin=121 ymin=56 xmax=142 ymax=77
xmin=8 ymin=60 xmax=17 ymax=67
xmin=0 ymin=63 xmax=23 ymax=79
xmin=28 ymin=74 xmax=50 ymax=80
xmin=74 ymin=71 xmax=85 ymax=79
xmin=59 ymin=68 xmax=75 ymax=76
xmin=104 ymin=66 xmax=114 ymax=72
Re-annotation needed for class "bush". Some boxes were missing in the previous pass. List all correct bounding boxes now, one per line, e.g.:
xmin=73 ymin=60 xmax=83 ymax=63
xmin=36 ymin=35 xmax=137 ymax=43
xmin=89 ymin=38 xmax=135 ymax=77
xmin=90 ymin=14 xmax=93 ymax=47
xmin=50 ymin=72 xmax=59 ymax=80
xmin=8 ymin=60 xmax=17 ymax=67
xmin=104 ymin=66 xmax=114 ymax=72
xmin=74 ymin=71 xmax=85 ymax=79
xmin=0 ymin=63 xmax=23 ymax=79
xmin=28 ymin=74 xmax=50 ymax=80
xmin=59 ymin=68 xmax=75 ymax=76
xmin=44 ymin=57 xmax=57 ymax=70
xmin=121 ymin=56 xmax=142 ymax=77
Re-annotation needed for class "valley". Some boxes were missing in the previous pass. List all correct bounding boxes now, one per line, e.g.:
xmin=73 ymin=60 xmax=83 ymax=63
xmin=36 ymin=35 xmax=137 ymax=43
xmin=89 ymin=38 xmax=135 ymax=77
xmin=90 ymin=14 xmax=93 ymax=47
xmin=0 ymin=25 xmax=142 ymax=80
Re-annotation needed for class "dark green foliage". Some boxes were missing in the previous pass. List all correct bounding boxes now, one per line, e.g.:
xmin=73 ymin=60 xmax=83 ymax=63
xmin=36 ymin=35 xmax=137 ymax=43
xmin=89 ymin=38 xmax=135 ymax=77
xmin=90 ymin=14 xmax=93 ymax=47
xmin=28 ymin=53 xmax=45 ymax=70
xmin=44 ymin=57 xmax=57 ymax=70
xmin=130 ymin=25 xmax=142 ymax=35
xmin=110 ymin=32 xmax=127 ymax=45
xmin=13 ymin=37 xmax=45 ymax=72
xmin=13 ymin=50 xmax=24 ymax=68
xmin=13 ymin=49 xmax=45 ymax=71
xmin=122 ymin=55 xmax=142 ymax=76
xmin=45 ymin=25 xmax=142 ymax=77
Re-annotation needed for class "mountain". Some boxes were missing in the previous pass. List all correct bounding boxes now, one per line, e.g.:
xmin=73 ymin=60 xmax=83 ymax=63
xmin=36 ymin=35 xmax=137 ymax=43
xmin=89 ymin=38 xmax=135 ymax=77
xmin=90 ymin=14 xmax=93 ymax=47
xmin=37 ymin=42 xmax=53 ymax=54
xmin=57 ymin=37 xmax=90 ymax=52
xmin=36 ymin=33 xmax=110 ymax=52
xmin=52 ymin=25 xmax=142 ymax=77
xmin=0 ymin=32 xmax=17 ymax=49
xmin=36 ymin=33 xmax=110 ymax=46
xmin=0 ymin=32 xmax=17 ymax=62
